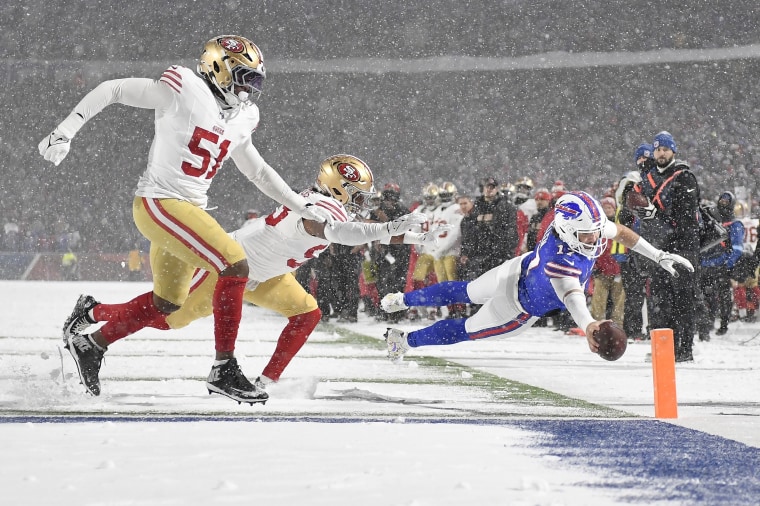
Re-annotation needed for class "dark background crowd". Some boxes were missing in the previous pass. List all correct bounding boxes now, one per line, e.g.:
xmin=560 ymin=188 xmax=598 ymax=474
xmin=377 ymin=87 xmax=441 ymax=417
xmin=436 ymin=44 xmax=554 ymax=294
xmin=2 ymin=0 xmax=760 ymax=254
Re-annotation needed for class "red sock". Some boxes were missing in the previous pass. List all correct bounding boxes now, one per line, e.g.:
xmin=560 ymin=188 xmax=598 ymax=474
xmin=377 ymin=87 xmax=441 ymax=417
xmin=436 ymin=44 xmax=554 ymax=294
xmin=93 ymin=292 xmax=169 ymax=345
xmin=261 ymin=308 xmax=321 ymax=382
xmin=734 ymin=287 xmax=747 ymax=309
xmin=750 ymin=287 xmax=760 ymax=311
xmin=213 ymin=276 xmax=247 ymax=353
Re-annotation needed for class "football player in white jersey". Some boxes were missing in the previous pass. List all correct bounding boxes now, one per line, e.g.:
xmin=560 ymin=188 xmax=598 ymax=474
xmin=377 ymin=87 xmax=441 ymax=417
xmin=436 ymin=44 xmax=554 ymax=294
xmin=52 ymin=154 xmax=443 ymax=403
xmin=409 ymin=182 xmax=443 ymax=320
xmin=428 ymin=182 xmax=467 ymax=318
xmin=40 ymin=35 xmax=336 ymax=403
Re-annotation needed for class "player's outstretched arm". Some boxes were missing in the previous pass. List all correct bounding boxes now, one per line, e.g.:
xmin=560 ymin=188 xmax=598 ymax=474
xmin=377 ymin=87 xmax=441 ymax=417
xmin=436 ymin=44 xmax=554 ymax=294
xmin=39 ymin=78 xmax=172 ymax=166
xmin=305 ymin=212 xmax=427 ymax=245
xmin=612 ymin=223 xmax=694 ymax=277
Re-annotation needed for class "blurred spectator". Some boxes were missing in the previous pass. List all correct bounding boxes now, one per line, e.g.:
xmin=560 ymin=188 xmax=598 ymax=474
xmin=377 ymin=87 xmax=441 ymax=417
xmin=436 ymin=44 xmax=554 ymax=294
xmin=615 ymin=163 xmax=650 ymax=341
xmin=589 ymin=197 xmax=625 ymax=326
xmin=525 ymin=187 xmax=552 ymax=252
xmin=430 ymin=182 xmax=467 ymax=319
xmin=242 ymin=208 xmax=260 ymax=228
xmin=369 ymin=183 xmax=411 ymax=323
xmin=457 ymin=194 xmax=478 ymax=282
xmin=3 ymin=220 xmax=20 ymax=251
xmin=408 ymin=182 xmax=442 ymax=321
xmin=127 ymin=242 xmax=145 ymax=281
xmin=61 ymin=249 xmax=79 ymax=280
xmin=699 ymin=192 xmax=745 ymax=338
xmin=470 ymin=176 xmax=519 ymax=276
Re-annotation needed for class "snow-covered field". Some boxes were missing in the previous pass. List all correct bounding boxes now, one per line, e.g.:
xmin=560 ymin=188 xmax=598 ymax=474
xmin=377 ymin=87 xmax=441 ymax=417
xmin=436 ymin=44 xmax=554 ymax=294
xmin=2 ymin=280 xmax=759 ymax=505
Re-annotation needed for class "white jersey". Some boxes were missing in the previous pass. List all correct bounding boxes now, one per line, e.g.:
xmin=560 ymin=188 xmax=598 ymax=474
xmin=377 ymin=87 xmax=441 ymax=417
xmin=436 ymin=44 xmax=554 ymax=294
xmin=136 ymin=66 xmax=261 ymax=207
xmin=429 ymin=202 xmax=464 ymax=259
xmin=56 ymin=66 xmax=309 ymax=213
xmin=519 ymin=198 xmax=538 ymax=220
xmin=416 ymin=202 xmax=444 ymax=255
xmin=741 ymin=217 xmax=758 ymax=252
xmin=232 ymin=190 xmax=350 ymax=282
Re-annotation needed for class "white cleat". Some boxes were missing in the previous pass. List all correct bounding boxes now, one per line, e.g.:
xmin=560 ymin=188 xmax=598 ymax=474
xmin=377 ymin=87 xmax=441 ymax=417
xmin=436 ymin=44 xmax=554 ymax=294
xmin=384 ymin=328 xmax=410 ymax=361
xmin=381 ymin=292 xmax=408 ymax=313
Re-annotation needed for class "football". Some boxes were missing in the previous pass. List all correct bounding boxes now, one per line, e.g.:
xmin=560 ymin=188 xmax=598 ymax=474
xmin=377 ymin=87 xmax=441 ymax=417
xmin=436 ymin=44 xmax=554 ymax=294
xmin=595 ymin=321 xmax=628 ymax=361
xmin=625 ymin=189 xmax=649 ymax=209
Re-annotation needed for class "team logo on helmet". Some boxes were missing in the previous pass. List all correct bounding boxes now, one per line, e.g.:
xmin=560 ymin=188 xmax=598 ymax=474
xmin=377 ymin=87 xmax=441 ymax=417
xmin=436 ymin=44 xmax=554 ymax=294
xmin=337 ymin=162 xmax=361 ymax=182
xmin=555 ymin=201 xmax=582 ymax=220
xmin=220 ymin=37 xmax=245 ymax=53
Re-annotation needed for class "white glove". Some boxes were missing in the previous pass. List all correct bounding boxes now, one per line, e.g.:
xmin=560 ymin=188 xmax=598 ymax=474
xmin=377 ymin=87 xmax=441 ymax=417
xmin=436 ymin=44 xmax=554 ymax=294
xmin=300 ymin=203 xmax=335 ymax=225
xmin=380 ymin=292 xmax=408 ymax=313
xmin=656 ymin=251 xmax=694 ymax=277
xmin=403 ymin=225 xmax=455 ymax=247
xmin=386 ymin=212 xmax=426 ymax=235
xmin=38 ymin=129 xmax=71 ymax=166
xmin=636 ymin=201 xmax=658 ymax=220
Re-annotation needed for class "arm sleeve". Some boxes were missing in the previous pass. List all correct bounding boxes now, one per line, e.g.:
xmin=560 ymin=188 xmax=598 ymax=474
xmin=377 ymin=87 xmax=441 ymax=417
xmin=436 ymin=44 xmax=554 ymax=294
xmin=602 ymin=220 xmax=618 ymax=239
xmin=550 ymin=277 xmax=594 ymax=331
xmin=57 ymin=78 xmax=173 ymax=138
xmin=323 ymin=221 xmax=390 ymax=245
xmin=230 ymin=141 xmax=311 ymax=213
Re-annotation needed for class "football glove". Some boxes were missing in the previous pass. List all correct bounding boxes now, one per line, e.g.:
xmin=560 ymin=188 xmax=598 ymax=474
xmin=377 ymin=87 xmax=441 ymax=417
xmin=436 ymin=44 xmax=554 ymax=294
xmin=403 ymin=225 xmax=455 ymax=247
xmin=656 ymin=251 xmax=694 ymax=277
xmin=38 ymin=129 xmax=71 ymax=166
xmin=300 ymin=203 xmax=335 ymax=225
xmin=385 ymin=212 xmax=426 ymax=235
xmin=635 ymin=201 xmax=658 ymax=220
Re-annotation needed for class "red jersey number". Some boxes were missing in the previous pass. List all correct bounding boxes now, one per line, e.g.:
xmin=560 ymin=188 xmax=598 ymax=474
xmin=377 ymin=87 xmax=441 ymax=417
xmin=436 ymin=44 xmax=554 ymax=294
xmin=264 ymin=207 xmax=328 ymax=268
xmin=181 ymin=126 xmax=231 ymax=180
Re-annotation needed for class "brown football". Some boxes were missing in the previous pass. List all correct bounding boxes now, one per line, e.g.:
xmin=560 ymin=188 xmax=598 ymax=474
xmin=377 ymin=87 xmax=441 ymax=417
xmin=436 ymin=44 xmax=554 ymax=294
xmin=595 ymin=321 xmax=628 ymax=361
xmin=625 ymin=190 xmax=649 ymax=209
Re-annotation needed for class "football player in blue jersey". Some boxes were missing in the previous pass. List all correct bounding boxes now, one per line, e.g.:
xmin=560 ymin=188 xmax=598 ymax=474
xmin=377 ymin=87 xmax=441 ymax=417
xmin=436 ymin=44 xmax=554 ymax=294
xmin=381 ymin=191 xmax=694 ymax=360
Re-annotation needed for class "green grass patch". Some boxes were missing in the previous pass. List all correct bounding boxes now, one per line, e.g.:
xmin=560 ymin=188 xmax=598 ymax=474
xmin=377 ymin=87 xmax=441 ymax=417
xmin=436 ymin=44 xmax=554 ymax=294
xmin=322 ymin=324 xmax=633 ymax=418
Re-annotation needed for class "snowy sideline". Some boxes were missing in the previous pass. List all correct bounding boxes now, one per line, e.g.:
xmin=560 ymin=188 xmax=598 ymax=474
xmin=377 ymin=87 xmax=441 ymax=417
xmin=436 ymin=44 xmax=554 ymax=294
xmin=1 ymin=280 xmax=760 ymax=505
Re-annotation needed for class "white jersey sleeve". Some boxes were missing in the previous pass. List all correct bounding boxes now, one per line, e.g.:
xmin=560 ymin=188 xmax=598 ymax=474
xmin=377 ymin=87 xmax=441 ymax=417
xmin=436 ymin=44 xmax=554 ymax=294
xmin=56 ymin=77 xmax=173 ymax=138
xmin=231 ymin=191 xmax=349 ymax=282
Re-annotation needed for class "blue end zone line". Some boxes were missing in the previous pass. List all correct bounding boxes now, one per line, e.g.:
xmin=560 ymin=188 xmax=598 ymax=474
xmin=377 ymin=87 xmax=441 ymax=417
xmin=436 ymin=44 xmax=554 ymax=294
xmin=3 ymin=415 xmax=759 ymax=503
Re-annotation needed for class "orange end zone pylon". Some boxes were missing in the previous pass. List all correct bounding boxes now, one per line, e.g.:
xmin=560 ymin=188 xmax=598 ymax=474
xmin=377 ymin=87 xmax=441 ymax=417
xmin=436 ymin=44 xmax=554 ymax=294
xmin=651 ymin=328 xmax=678 ymax=418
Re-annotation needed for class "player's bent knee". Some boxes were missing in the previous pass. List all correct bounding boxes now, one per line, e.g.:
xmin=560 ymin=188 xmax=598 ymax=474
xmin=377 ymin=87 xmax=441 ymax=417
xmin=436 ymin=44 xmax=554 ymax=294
xmin=153 ymin=294 xmax=181 ymax=314
xmin=220 ymin=259 xmax=249 ymax=278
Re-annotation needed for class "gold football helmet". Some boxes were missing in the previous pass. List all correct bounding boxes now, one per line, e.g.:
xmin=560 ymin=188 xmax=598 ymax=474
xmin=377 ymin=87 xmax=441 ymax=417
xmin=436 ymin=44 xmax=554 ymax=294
xmin=422 ymin=182 xmax=439 ymax=206
xmin=316 ymin=154 xmax=375 ymax=218
xmin=515 ymin=176 xmax=534 ymax=191
xmin=438 ymin=182 xmax=458 ymax=203
xmin=197 ymin=35 xmax=266 ymax=108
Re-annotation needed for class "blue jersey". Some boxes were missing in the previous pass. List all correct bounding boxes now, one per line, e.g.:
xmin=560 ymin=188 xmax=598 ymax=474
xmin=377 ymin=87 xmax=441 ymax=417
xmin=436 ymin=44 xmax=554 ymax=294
xmin=517 ymin=227 xmax=596 ymax=316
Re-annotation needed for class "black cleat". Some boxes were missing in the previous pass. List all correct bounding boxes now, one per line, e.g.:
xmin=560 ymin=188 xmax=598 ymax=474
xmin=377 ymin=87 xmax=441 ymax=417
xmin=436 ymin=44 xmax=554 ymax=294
xmin=63 ymin=294 xmax=99 ymax=341
xmin=64 ymin=333 xmax=105 ymax=396
xmin=206 ymin=358 xmax=268 ymax=405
